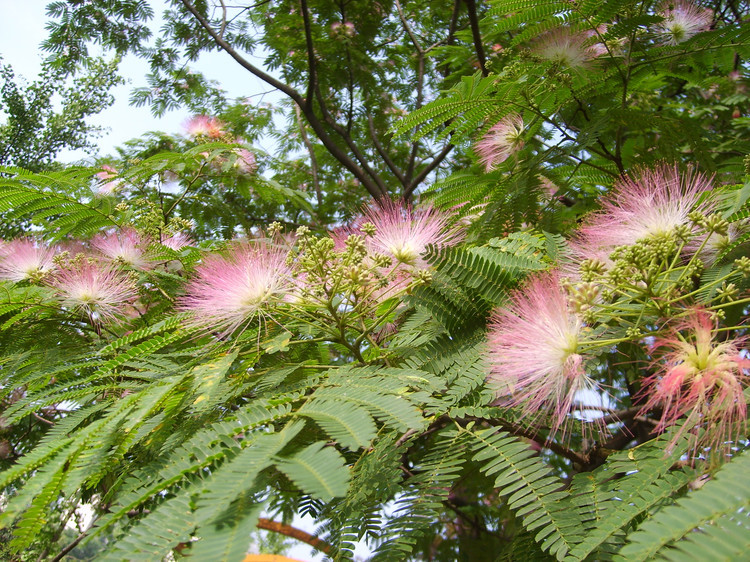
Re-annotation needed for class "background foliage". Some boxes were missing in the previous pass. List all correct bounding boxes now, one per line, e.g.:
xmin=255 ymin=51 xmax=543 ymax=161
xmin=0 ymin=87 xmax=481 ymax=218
xmin=1 ymin=0 xmax=749 ymax=560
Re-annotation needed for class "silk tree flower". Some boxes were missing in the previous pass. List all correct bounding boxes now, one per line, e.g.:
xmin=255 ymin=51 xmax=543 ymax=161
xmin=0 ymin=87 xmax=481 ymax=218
xmin=92 ymin=228 xmax=152 ymax=270
xmin=475 ymin=114 xmax=524 ymax=171
xmin=47 ymin=261 xmax=138 ymax=324
xmin=699 ymin=219 xmax=750 ymax=266
xmin=487 ymin=271 xmax=603 ymax=440
xmin=179 ymin=242 xmax=295 ymax=336
xmin=576 ymin=165 xmax=714 ymax=256
xmin=638 ymin=310 xmax=749 ymax=454
xmin=231 ymin=148 xmax=257 ymax=175
xmin=93 ymin=164 xmax=122 ymax=196
xmin=655 ymin=0 xmax=712 ymax=45
xmin=184 ymin=115 xmax=227 ymax=139
xmin=360 ymin=200 xmax=464 ymax=269
xmin=0 ymin=239 xmax=57 ymax=282
xmin=160 ymin=232 xmax=194 ymax=251
xmin=533 ymin=27 xmax=606 ymax=69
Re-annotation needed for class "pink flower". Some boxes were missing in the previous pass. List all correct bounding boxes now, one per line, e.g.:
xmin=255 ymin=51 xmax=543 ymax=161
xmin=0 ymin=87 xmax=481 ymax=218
xmin=655 ymin=1 xmax=712 ymax=44
xmin=330 ymin=21 xmax=356 ymax=38
xmin=638 ymin=310 xmax=749 ymax=454
xmin=231 ymin=148 xmax=257 ymax=174
xmin=475 ymin=114 xmax=524 ymax=171
xmin=699 ymin=219 xmax=750 ymax=266
xmin=179 ymin=243 xmax=295 ymax=336
xmin=360 ymin=200 xmax=463 ymax=268
xmin=184 ymin=115 xmax=227 ymax=139
xmin=95 ymin=165 xmax=118 ymax=181
xmin=533 ymin=27 xmax=606 ymax=69
xmin=487 ymin=271 xmax=603 ymax=440
xmin=93 ymin=165 xmax=122 ymax=196
xmin=92 ymin=228 xmax=152 ymax=269
xmin=576 ymin=165 xmax=714 ymax=256
xmin=0 ymin=240 xmax=56 ymax=282
xmin=160 ymin=232 xmax=194 ymax=251
xmin=47 ymin=261 xmax=138 ymax=324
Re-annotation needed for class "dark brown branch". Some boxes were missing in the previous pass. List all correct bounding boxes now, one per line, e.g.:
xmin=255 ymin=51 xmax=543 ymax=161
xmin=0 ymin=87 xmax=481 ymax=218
xmin=368 ymin=113 xmax=406 ymax=186
xmin=178 ymin=0 xmax=386 ymax=201
xmin=472 ymin=417 xmax=588 ymax=467
xmin=50 ymin=531 xmax=85 ymax=562
xmin=32 ymin=411 xmax=54 ymax=425
xmin=319 ymin=109 xmax=390 ymax=198
xmin=395 ymin=0 xmax=424 ymax=54
xmin=294 ymin=104 xmax=322 ymax=211
xmin=448 ymin=0 xmax=461 ymax=47
xmin=404 ymin=143 xmax=454 ymax=200
xmin=179 ymin=0 xmax=300 ymax=102
xmin=463 ymin=0 xmax=488 ymax=76
xmin=217 ymin=0 xmax=228 ymax=39
xmin=256 ymin=517 xmax=333 ymax=554
xmin=299 ymin=0 xmax=317 ymax=110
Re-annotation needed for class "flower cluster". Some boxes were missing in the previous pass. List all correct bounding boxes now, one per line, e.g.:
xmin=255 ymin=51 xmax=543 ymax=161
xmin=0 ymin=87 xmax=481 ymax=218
xmin=93 ymin=164 xmax=122 ymax=197
xmin=92 ymin=228 xmax=152 ymax=270
xmin=185 ymin=115 xmax=227 ymax=139
xmin=485 ymin=164 xmax=750 ymax=452
xmin=184 ymin=115 xmax=258 ymax=178
xmin=474 ymin=113 xmax=525 ymax=171
xmin=0 ymin=240 xmax=57 ymax=282
xmin=487 ymin=271 xmax=604 ymax=439
xmin=655 ymin=0 xmax=713 ymax=45
xmin=178 ymin=201 xmax=463 ymax=340
xmin=47 ymin=259 xmax=138 ymax=324
xmin=178 ymin=242 xmax=295 ymax=337
xmin=0 ymin=226 xmax=190 ymax=326
xmin=359 ymin=200 xmax=464 ymax=269
xmin=638 ymin=310 xmax=749 ymax=454
xmin=533 ymin=26 xmax=608 ymax=69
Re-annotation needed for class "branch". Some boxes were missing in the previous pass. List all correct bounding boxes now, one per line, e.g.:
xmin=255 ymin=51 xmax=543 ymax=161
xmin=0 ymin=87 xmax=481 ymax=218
xmin=50 ymin=532 xmax=85 ymax=562
xmin=256 ymin=517 xmax=333 ymax=555
xmin=394 ymin=0 xmax=424 ymax=54
xmin=179 ymin=0 xmax=386 ymax=201
xmin=463 ymin=0 xmax=488 ymax=76
xmin=299 ymin=0 xmax=317 ymax=109
xmin=404 ymin=142 xmax=454 ymax=200
xmin=217 ymin=0 xmax=228 ymax=39
xmin=473 ymin=417 xmax=588 ymax=467
xmin=368 ymin=113 xmax=406 ymax=186
xmin=294 ymin=104 xmax=323 ymax=211
xmin=179 ymin=0 xmax=301 ymax=103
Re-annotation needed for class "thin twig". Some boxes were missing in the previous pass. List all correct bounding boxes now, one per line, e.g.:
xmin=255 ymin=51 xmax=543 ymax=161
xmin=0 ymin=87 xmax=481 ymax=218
xmin=256 ymin=517 xmax=333 ymax=554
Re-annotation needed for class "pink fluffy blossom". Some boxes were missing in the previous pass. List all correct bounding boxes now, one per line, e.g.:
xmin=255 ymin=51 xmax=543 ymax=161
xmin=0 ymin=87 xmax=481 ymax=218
xmin=576 ymin=165 xmax=714 ymax=256
xmin=361 ymin=200 xmax=463 ymax=268
xmin=179 ymin=243 xmax=295 ymax=336
xmin=534 ymin=27 xmax=606 ymax=69
xmin=160 ymin=232 xmax=194 ymax=251
xmin=92 ymin=229 xmax=152 ymax=269
xmin=93 ymin=165 xmax=122 ymax=196
xmin=475 ymin=114 xmax=524 ymax=171
xmin=655 ymin=0 xmax=712 ymax=44
xmin=330 ymin=21 xmax=356 ymax=38
xmin=47 ymin=261 xmax=138 ymax=324
xmin=0 ymin=240 xmax=57 ymax=282
xmin=638 ymin=310 xmax=749 ymax=454
xmin=487 ymin=271 xmax=603 ymax=439
xmin=231 ymin=148 xmax=257 ymax=174
xmin=184 ymin=115 xmax=227 ymax=139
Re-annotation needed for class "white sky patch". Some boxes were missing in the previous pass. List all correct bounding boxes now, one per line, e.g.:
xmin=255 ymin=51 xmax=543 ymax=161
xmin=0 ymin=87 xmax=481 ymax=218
xmin=0 ymin=1 xmax=283 ymax=161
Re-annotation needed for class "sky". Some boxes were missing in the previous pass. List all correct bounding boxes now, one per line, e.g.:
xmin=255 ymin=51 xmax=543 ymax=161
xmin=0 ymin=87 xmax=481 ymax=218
xmin=0 ymin=1 xmax=278 ymax=162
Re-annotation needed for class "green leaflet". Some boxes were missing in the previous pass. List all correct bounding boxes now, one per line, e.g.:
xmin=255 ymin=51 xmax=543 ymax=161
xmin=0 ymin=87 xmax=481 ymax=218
xmin=275 ymin=441 xmax=350 ymax=500
xmin=615 ymin=450 xmax=750 ymax=562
